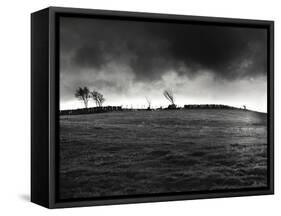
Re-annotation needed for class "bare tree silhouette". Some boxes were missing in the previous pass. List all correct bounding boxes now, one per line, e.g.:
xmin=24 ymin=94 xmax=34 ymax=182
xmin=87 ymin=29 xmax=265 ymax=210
xmin=75 ymin=87 xmax=91 ymax=108
xmin=145 ymin=97 xmax=152 ymax=110
xmin=163 ymin=90 xmax=176 ymax=108
xmin=91 ymin=90 xmax=105 ymax=107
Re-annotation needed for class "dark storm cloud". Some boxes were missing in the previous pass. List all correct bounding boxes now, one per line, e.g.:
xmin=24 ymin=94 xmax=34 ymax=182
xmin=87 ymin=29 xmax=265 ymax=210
xmin=60 ymin=17 xmax=267 ymax=82
xmin=60 ymin=16 xmax=268 ymax=112
xmin=158 ymin=24 xmax=267 ymax=79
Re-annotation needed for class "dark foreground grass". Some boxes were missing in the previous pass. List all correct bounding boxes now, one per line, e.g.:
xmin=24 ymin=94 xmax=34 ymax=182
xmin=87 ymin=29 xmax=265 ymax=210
xmin=59 ymin=109 xmax=267 ymax=199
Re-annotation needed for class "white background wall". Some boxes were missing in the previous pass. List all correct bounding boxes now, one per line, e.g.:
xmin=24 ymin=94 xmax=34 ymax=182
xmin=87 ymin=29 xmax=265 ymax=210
xmin=0 ymin=0 xmax=279 ymax=215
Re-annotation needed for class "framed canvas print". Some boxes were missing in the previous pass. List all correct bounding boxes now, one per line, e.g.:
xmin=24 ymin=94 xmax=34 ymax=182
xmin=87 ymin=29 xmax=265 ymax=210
xmin=31 ymin=7 xmax=274 ymax=208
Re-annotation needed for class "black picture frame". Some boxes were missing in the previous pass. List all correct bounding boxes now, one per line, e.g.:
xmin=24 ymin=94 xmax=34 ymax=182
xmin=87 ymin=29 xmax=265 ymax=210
xmin=31 ymin=6 xmax=274 ymax=209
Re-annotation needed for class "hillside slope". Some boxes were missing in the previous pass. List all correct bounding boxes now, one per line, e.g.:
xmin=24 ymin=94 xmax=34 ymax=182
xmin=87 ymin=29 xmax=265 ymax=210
xmin=59 ymin=109 xmax=267 ymax=199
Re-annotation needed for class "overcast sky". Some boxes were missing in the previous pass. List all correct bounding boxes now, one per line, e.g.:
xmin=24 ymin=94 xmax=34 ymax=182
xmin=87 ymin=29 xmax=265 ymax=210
xmin=60 ymin=16 xmax=267 ymax=112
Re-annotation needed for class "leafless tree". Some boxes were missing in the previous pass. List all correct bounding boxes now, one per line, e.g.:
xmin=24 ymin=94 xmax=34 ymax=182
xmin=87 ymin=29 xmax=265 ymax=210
xmin=145 ymin=97 xmax=152 ymax=110
xmin=91 ymin=90 xmax=105 ymax=107
xmin=75 ymin=87 xmax=91 ymax=108
xmin=163 ymin=90 xmax=175 ymax=105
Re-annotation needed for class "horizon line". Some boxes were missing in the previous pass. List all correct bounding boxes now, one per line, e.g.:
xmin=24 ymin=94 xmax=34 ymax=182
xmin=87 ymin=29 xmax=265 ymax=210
xmin=60 ymin=103 xmax=267 ymax=114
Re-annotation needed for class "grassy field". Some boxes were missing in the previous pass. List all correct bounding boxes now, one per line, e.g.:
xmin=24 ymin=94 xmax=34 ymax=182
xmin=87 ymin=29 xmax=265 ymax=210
xmin=59 ymin=109 xmax=267 ymax=199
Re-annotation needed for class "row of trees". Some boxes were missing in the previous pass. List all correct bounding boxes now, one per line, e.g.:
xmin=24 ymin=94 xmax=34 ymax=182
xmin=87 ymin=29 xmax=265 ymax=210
xmin=75 ymin=87 xmax=247 ymax=110
xmin=75 ymin=87 xmax=176 ymax=109
xmin=75 ymin=87 xmax=105 ymax=108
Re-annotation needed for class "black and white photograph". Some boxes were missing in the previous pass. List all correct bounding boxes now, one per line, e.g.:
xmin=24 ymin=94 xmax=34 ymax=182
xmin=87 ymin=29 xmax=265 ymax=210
xmin=58 ymin=15 xmax=269 ymax=200
xmin=1 ymin=0 xmax=280 ymax=213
